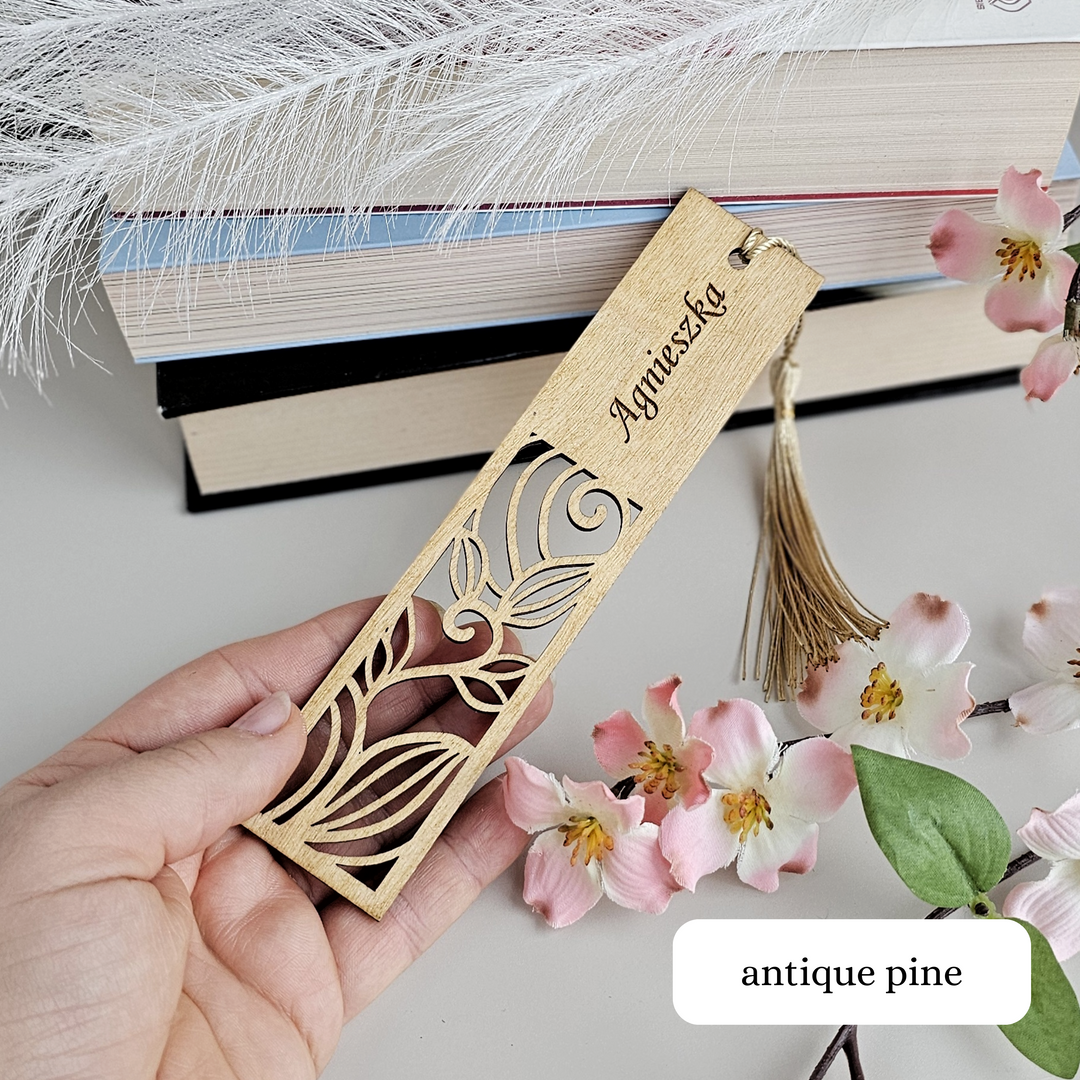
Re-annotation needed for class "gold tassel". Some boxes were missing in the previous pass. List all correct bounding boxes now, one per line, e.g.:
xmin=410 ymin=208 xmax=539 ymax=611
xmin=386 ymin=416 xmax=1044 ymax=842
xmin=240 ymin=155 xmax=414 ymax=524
xmin=739 ymin=230 xmax=887 ymax=701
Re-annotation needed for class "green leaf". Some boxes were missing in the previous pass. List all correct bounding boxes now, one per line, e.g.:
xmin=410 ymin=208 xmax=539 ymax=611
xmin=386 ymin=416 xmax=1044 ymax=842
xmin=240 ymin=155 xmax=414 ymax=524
xmin=851 ymin=745 xmax=1011 ymax=907
xmin=1063 ymin=241 xmax=1080 ymax=264
xmin=1000 ymin=919 xmax=1080 ymax=1078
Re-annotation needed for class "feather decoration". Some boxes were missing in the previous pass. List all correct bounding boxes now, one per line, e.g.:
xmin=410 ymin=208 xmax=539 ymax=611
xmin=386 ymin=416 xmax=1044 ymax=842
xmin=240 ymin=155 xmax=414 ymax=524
xmin=1 ymin=0 xmax=925 ymax=386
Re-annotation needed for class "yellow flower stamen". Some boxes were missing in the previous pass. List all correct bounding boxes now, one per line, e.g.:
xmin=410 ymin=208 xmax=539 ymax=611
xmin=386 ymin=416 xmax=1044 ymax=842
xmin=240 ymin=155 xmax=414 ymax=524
xmin=996 ymin=237 xmax=1044 ymax=283
xmin=721 ymin=789 xmax=773 ymax=844
xmin=629 ymin=739 xmax=684 ymax=799
xmin=558 ymin=815 xmax=614 ymax=866
xmin=861 ymin=662 xmax=903 ymax=723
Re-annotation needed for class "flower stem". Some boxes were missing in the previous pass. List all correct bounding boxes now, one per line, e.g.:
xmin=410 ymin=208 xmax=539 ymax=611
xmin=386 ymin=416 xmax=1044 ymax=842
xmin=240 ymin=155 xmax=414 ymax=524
xmin=1065 ymin=260 xmax=1080 ymax=341
xmin=808 ymin=851 xmax=1041 ymax=1077
xmin=968 ymin=699 xmax=1011 ymax=717
xmin=926 ymin=849 xmax=1042 ymax=919
xmin=1065 ymin=203 xmax=1080 ymax=230
xmin=808 ymin=1025 xmax=858 ymax=1080
xmin=843 ymin=1028 xmax=866 ymax=1080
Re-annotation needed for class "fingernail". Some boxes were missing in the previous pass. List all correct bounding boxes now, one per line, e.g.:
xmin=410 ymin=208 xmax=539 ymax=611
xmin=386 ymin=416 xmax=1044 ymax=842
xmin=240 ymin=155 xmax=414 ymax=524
xmin=232 ymin=691 xmax=293 ymax=735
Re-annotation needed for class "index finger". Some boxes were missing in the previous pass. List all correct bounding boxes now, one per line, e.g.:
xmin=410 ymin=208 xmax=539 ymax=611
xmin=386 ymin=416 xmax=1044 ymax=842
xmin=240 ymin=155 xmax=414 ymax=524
xmin=18 ymin=598 xmax=444 ymax=787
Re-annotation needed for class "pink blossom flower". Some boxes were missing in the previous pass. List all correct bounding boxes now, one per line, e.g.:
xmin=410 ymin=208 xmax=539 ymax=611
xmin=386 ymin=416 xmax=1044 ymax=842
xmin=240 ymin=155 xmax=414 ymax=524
xmin=797 ymin=593 xmax=975 ymax=760
xmin=1009 ymin=588 xmax=1080 ymax=734
xmin=659 ymin=699 xmax=856 ymax=893
xmin=502 ymin=757 xmax=679 ymax=927
xmin=1004 ymin=792 xmax=1080 ymax=961
xmin=1021 ymin=335 xmax=1080 ymax=402
xmin=929 ymin=167 xmax=1076 ymax=333
xmin=592 ymin=675 xmax=714 ymax=824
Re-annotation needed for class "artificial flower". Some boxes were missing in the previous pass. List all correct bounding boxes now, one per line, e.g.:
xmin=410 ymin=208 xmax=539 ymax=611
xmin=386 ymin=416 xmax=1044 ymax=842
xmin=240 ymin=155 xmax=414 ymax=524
xmin=592 ymin=675 xmax=714 ymax=824
xmin=502 ymin=756 xmax=679 ymax=927
xmin=659 ymin=699 xmax=856 ymax=893
xmin=929 ymin=167 xmax=1076 ymax=333
xmin=1003 ymin=792 xmax=1080 ymax=961
xmin=797 ymin=593 xmax=975 ymax=760
xmin=1020 ymin=334 xmax=1080 ymax=401
xmin=1009 ymin=588 xmax=1080 ymax=733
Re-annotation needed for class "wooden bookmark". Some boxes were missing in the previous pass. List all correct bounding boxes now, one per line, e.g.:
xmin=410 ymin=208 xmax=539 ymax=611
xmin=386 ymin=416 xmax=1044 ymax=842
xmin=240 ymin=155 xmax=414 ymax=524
xmin=245 ymin=190 xmax=822 ymax=918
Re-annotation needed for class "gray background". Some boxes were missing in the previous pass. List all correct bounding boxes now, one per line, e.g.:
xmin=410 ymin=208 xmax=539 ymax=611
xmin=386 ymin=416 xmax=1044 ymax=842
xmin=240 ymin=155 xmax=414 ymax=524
xmin=2 ymin=105 xmax=1080 ymax=1077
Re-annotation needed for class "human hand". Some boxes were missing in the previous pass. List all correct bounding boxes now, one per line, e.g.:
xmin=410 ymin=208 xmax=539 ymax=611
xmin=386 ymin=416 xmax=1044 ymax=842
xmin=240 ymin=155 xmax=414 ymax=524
xmin=0 ymin=597 xmax=552 ymax=1080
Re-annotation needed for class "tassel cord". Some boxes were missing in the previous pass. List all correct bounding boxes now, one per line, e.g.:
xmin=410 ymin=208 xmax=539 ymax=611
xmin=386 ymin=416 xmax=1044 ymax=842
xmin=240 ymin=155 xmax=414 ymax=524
xmin=739 ymin=229 xmax=886 ymax=701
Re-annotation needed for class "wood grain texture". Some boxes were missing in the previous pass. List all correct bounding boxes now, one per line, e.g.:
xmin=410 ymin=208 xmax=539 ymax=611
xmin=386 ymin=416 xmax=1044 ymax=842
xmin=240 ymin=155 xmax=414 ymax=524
xmin=243 ymin=190 xmax=822 ymax=918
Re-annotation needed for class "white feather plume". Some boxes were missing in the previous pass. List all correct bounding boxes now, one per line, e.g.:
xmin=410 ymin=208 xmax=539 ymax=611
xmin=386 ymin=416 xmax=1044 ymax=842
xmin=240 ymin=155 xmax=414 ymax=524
xmin=1 ymin=0 xmax=925 ymax=386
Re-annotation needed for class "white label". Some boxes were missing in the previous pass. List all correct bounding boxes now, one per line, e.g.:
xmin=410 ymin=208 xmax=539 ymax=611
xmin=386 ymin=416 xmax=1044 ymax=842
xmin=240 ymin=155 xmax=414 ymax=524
xmin=673 ymin=919 xmax=1031 ymax=1025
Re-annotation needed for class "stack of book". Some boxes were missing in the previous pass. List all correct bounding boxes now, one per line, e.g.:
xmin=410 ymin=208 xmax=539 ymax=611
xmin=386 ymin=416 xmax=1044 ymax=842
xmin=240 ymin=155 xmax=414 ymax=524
xmin=99 ymin=3 xmax=1080 ymax=510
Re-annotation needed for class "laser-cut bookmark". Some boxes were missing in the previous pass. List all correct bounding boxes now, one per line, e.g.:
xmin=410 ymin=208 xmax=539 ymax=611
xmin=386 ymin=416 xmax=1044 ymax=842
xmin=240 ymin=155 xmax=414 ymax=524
xmin=244 ymin=189 xmax=822 ymax=919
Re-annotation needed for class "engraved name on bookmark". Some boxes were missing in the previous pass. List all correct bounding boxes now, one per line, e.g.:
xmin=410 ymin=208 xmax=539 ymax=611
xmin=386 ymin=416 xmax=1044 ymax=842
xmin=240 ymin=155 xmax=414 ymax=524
xmin=244 ymin=190 xmax=823 ymax=919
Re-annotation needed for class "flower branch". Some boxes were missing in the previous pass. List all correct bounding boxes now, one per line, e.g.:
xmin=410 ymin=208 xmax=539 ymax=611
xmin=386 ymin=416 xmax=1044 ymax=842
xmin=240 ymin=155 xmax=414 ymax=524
xmin=808 ymin=1025 xmax=861 ymax=1080
xmin=969 ymin=698 xmax=1011 ymax=717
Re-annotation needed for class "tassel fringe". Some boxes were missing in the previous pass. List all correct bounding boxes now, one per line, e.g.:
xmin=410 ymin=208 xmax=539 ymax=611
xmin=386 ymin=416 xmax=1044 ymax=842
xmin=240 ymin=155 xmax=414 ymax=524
xmin=741 ymin=302 xmax=887 ymax=702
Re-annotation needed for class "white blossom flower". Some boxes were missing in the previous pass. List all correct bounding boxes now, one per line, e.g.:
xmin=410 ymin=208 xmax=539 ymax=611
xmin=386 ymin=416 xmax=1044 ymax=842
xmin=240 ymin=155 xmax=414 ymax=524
xmin=1010 ymin=588 xmax=1080 ymax=733
xmin=797 ymin=593 xmax=975 ymax=759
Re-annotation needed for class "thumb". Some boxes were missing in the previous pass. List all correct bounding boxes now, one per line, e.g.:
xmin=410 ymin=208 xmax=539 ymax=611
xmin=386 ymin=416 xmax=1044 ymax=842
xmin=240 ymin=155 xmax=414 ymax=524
xmin=34 ymin=692 xmax=307 ymax=887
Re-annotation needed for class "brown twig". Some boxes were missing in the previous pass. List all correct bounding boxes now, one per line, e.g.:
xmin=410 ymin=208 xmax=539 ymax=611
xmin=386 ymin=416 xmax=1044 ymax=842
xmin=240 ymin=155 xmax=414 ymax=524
xmin=968 ymin=699 xmax=1010 ymax=717
xmin=809 ymin=1025 xmax=858 ymax=1080
xmin=807 ymin=850 xmax=1042 ymax=1077
xmin=842 ymin=1028 xmax=866 ymax=1080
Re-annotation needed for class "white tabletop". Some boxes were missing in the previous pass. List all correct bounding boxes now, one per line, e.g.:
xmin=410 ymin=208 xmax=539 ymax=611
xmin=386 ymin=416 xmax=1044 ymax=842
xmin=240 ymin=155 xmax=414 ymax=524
xmin=2 ymin=280 xmax=1079 ymax=1079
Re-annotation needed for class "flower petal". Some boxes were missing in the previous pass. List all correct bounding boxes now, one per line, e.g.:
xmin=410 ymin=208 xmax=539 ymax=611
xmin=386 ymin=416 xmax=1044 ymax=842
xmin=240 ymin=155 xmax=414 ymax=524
xmin=601 ymin=822 xmax=679 ymax=913
xmin=797 ymin=642 xmax=879 ymax=735
xmin=996 ymin=167 xmax=1063 ymax=245
xmin=1003 ymin=859 xmax=1080 ymax=962
xmin=641 ymin=675 xmax=686 ymax=747
xmin=1010 ymin=680 xmax=1080 ymax=734
xmin=522 ymin=828 xmax=603 ymax=928
xmin=1021 ymin=588 xmax=1080 ymax=673
xmin=769 ymin=737 xmax=857 ymax=822
xmin=779 ymin=827 xmax=819 ymax=876
xmin=592 ymin=710 xmax=649 ymax=779
xmin=676 ymin=736 xmax=715 ymax=811
xmin=1022 ymin=336 xmax=1079 ymax=402
xmin=829 ymin=717 xmax=909 ymax=758
xmin=1018 ymin=794 xmax=1080 ymax=862
xmin=640 ymin=788 xmax=673 ymax=826
xmin=690 ymin=698 xmax=777 ymax=791
xmin=885 ymin=593 xmax=970 ymax=670
xmin=736 ymin=813 xmax=816 ymax=893
xmin=984 ymin=268 xmax=1068 ymax=334
xmin=660 ymin=794 xmax=738 ymax=891
xmin=928 ymin=209 xmax=1005 ymax=282
xmin=502 ymin=757 xmax=568 ymax=832
xmin=562 ymin=776 xmax=644 ymax=834
xmin=900 ymin=664 xmax=974 ymax=760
